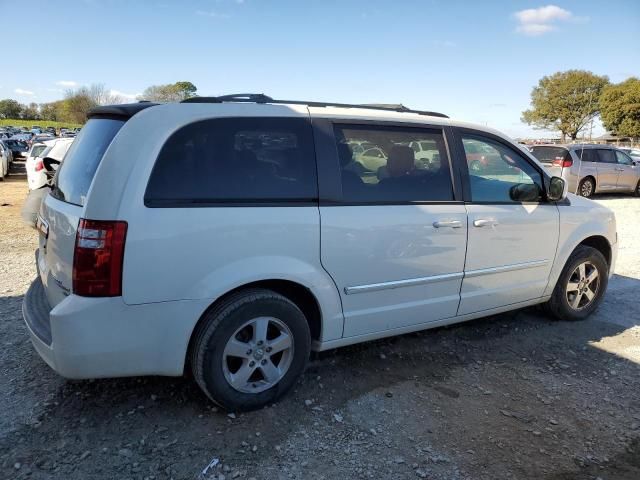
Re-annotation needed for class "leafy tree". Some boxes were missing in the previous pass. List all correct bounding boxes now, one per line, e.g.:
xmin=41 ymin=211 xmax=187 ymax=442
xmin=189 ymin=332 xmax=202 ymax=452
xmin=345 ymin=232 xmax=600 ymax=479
xmin=22 ymin=102 xmax=40 ymax=120
xmin=140 ymin=81 xmax=198 ymax=102
xmin=40 ymin=101 xmax=61 ymax=121
xmin=62 ymin=88 xmax=99 ymax=124
xmin=522 ymin=70 xmax=609 ymax=141
xmin=0 ymin=99 xmax=23 ymax=118
xmin=173 ymin=81 xmax=197 ymax=99
xmin=600 ymin=78 xmax=640 ymax=139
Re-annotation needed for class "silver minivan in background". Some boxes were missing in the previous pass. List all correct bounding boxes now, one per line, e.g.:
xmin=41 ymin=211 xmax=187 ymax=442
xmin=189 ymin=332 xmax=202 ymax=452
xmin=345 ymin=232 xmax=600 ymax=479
xmin=530 ymin=144 xmax=640 ymax=198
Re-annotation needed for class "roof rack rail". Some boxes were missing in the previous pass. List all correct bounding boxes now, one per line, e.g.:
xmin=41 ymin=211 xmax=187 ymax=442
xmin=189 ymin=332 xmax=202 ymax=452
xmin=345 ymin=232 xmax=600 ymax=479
xmin=181 ymin=94 xmax=448 ymax=118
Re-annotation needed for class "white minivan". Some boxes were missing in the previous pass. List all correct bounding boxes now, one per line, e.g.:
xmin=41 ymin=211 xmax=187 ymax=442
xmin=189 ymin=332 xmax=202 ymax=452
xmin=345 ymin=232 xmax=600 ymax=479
xmin=23 ymin=95 xmax=617 ymax=410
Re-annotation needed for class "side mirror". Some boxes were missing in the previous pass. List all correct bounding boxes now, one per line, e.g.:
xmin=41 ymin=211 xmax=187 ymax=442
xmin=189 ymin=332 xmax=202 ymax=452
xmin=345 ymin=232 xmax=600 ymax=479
xmin=509 ymin=183 xmax=543 ymax=202
xmin=547 ymin=176 xmax=567 ymax=202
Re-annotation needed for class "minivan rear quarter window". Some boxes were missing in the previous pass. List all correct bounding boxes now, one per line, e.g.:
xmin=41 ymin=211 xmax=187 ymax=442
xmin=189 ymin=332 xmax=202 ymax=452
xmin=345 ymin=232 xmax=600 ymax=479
xmin=145 ymin=117 xmax=317 ymax=205
xmin=51 ymin=118 xmax=124 ymax=206
xmin=530 ymin=146 xmax=570 ymax=164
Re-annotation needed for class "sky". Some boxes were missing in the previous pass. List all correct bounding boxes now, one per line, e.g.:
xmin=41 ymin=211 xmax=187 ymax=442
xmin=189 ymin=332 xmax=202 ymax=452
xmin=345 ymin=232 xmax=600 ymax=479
xmin=0 ymin=0 xmax=638 ymax=138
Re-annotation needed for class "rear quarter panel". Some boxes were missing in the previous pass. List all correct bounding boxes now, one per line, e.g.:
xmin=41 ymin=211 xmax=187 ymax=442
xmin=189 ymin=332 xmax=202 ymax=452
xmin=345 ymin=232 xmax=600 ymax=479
xmin=86 ymin=103 xmax=344 ymax=343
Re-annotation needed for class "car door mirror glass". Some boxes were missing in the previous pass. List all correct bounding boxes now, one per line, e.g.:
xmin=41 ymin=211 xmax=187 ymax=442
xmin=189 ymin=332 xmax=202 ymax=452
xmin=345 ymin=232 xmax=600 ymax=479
xmin=547 ymin=176 xmax=566 ymax=201
xmin=509 ymin=182 xmax=542 ymax=202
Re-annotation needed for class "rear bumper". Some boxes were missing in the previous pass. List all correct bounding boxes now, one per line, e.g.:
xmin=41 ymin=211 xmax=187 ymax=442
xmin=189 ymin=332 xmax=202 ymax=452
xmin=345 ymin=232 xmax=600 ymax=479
xmin=22 ymin=278 xmax=211 ymax=379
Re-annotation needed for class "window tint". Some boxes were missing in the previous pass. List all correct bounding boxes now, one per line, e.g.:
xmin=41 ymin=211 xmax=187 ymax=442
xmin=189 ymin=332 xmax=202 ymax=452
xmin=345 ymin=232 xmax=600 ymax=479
xmin=51 ymin=118 xmax=124 ymax=206
xmin=334 ymin=125 xmax=453 ymax=203
xmin=462 ymin=135 xmax=543 ymax=203
xmin=146 ymin=117 xmax=317 ymax=204
xmin=30 ymin=144 xmax=47 ymax=158
xmin=597 ymin=149 xmax=616 ymax=164
xmin=530 ymin=146 xmax=570 ymax=164
xmin=576 ymin=149 xmax=598 ymax=163
xmin=615 ymin=151 xmax=632 ymax=165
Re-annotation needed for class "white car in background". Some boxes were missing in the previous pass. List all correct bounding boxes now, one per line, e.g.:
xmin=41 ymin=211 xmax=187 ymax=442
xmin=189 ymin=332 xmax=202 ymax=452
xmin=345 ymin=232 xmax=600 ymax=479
xmin=0 ymin=141 xmax=11 ymax=180
xmin=26 ymin=137 xmax=74 ymax=190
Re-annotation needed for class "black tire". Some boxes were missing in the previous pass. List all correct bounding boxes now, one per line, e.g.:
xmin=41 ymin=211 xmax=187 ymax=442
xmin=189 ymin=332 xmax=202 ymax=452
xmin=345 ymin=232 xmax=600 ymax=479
xmin=634 ymin=180 xmax=640 ymax=197
xmin=190 ymin=288 xmax=311 ymax=411
xmin=578 ymin=177 xmax=595 ymax=198
xmin=544 ymin=245 xmax=608 ymax=321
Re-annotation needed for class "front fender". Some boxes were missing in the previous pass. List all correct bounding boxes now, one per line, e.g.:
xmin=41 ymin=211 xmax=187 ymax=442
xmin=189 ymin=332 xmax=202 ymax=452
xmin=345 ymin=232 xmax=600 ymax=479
xmin=543 ymin=199 xmax=617 ymax=296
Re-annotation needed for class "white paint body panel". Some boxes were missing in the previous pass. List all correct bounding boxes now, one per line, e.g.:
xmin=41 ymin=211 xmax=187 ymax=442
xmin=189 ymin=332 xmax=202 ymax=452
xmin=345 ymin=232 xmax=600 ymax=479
xmin=25 ymin=102 xmax=618 ymax=380
xmin=460 ymin=203 xmax=559 ymax=315
xmin=320 ymin=205 xmax=467 ymax=337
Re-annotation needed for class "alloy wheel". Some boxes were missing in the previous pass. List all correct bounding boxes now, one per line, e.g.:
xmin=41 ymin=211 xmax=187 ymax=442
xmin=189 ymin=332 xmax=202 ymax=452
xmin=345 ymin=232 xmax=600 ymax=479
xmin=580 ymin=180 xmax=593 ymax=197
xmin=222 ymin=316 xmax=294 ymax=393
xmin=566 ymin=261 xmax=599 ymax=310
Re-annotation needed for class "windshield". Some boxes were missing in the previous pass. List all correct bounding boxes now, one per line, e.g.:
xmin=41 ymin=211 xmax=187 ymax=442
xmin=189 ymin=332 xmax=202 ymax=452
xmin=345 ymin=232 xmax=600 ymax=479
xmin=51 ymin=118 xmax=124 ymax=206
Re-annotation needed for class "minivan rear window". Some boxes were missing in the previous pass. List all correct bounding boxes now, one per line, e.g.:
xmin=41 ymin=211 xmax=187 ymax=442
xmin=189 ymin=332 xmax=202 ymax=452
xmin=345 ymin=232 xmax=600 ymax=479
xmin=51 ymin=118 xmax=124 ymax=206
xmin=145 ymin=117 xmax=317 ymax=205
xmin=530 ymin=146 xmax=570 ymax=164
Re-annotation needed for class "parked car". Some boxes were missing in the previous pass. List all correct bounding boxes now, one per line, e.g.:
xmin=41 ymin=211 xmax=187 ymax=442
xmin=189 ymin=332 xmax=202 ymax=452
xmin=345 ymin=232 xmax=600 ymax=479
xmin=0 ymin=140 xmax=11 ymax=180
xmin=619 ymin=148 xmax=640 ymax=165
xmin=44 ymin=127 xmax=56 ymax=136
xmin=3 ymin=139 xmax=29 ymax=159
xmin=23 ymin=96 xmax=617 ymax=411
xmin=409 ymin=139 xmax=442 ymax=168
xmin=25 ymin=137 xmax=74 ymax=190
xmin=530 ymin=144 xmax=640 ymax=197
xmin=464 ymin=138 xmax=519 ymax=174
xmin=61 ymin=130 xmax=77 ymax=138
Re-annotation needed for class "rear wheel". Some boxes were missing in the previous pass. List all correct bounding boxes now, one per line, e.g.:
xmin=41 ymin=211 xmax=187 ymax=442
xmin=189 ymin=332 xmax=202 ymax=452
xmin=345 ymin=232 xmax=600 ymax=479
xmin=190 ymin=289 xmax=311 ymax=411
xmin=578 ymin=177 xmax=595 ymax=198
xmin=634 ymin=179 xmax=640 ymax=197
xmin=544 ymin=245 xmax=608 ymax=321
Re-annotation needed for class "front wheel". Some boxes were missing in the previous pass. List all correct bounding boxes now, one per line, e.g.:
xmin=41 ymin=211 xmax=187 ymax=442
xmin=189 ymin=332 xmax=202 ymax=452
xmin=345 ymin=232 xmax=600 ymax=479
xmin=544 ymin=245 xmax=608 ymax=321
xmin=190 ymin=289 xmax=311 ymax=411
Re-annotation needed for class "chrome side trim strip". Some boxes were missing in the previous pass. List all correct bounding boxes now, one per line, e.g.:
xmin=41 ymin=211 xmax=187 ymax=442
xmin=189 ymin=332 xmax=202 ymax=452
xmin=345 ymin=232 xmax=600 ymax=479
xmin=464 ymin=259 xmax=549 ymax=278
xmin=343 ymin=260 xmax=549 ymax=295
xmin=344 ymin=272 xmax=464 ymax=295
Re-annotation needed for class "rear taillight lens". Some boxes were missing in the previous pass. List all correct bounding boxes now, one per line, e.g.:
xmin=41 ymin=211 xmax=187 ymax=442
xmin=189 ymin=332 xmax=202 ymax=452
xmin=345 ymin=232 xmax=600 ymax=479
xmin=73 ymin=219 xmax=127 ymax=297
xmin=552 ymin=157 xmax=573 ymax=168
xmin=35 ymin=159 xmax=44 ymax=171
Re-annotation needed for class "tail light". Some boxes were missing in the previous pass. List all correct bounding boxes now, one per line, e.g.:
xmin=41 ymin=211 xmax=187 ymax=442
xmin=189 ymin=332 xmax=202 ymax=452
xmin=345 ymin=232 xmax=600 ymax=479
xmin=552 ymin=157 xmax=573 ymax=168
xmin=35 ymin=159 xmax=44 ymax=172
xmin=73 ymin=219 xmax=127 ymax=297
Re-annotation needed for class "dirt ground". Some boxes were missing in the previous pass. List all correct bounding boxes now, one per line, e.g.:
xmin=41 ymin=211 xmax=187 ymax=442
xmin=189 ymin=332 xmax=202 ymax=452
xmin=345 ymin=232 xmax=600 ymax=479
xmin=0 ymin=162 xmax=639 ymax=480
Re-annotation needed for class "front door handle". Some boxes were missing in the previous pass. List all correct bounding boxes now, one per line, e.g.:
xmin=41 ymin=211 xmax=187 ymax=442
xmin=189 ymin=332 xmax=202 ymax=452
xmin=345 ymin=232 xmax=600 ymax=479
xmin=433 ymin=220 xmax=463 ymax=229
xmin=473 ymin=218 xmax=499 ymax=228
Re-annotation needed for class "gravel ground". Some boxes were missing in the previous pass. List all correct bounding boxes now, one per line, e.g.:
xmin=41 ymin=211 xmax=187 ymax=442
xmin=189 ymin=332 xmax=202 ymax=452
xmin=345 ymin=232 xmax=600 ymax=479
xmin=1 ymin=163 xmax=639 ymax=480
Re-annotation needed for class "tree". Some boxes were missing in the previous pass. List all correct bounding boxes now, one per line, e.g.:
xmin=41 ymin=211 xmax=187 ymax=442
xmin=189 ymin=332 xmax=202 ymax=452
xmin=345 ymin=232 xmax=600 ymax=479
xmin=173 ymin=81 xmax=197 ymax=99
xmin=62 ymin=88 xmax=99 ymax=124
xmin=522 ymin=70 xmax=609 ymax=141
xmin=22 ymin=102 xmax=40 ymax=120
xmin=40 ymin=101 xmax=62 ymax=121
xmin=140 ymin=81 xmax=198 ymax=102
xmin=599 ymin=78 xmax=640 ymax=139
xmin=0 ymin=99 xmax=23 ymax=118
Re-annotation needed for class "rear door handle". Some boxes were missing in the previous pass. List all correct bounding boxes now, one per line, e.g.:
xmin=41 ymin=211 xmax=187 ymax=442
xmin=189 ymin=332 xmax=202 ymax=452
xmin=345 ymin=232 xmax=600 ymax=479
xmin=433 ymin=220 xmax=463 ymax=229
xmin=473 ymin=218 xmax=499 ymax=228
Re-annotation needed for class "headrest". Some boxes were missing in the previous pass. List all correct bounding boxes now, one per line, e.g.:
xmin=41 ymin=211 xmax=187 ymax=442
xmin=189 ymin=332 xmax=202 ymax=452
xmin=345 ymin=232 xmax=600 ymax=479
xmin=387 ymin=145 xmax=415 ymax=177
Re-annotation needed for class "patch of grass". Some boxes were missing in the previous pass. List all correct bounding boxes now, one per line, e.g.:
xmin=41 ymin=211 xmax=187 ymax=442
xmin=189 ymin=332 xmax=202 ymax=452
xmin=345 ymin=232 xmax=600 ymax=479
xmin=0 ymin=119 xmax=82 ymax=129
